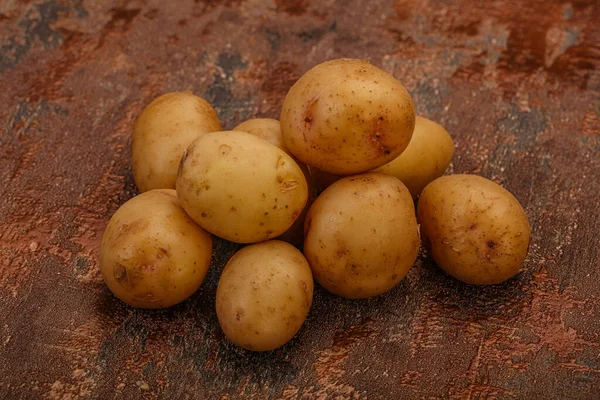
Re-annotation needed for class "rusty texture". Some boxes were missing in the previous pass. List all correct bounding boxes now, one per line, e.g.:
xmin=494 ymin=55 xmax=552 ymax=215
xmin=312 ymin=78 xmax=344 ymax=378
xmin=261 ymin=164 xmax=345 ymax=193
xmin=1 ymin=0 xmax=599 ymax=398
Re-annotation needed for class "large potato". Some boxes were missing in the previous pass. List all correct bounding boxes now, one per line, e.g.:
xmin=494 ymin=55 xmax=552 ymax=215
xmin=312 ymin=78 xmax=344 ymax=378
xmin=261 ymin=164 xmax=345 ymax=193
xmin=100 ymin=189 xmax=213 ymax=308
xmin=304 ymin=173 xmax=420 ymax=299
xmin=281 ymin=58 xmax=415 ymax=175
xmin=234 ymin=118 xmax=315 ymax=246
xmin=216 ymin=240 xmax=314 ymax=351
xmin=132 ymin=91 xmax=221 ymax=192
xmin=373 ymin=116 xmax=454 ymax=198
xmin=417 ymin=174 xmax=531 ymax=285
xmin=176 ymin=131 xmax=308 ymax=243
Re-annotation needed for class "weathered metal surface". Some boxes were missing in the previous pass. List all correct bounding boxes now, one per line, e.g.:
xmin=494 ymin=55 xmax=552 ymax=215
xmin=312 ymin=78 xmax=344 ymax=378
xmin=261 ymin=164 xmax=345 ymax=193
xmin=1 ymin=0 xmax=599 ymax=398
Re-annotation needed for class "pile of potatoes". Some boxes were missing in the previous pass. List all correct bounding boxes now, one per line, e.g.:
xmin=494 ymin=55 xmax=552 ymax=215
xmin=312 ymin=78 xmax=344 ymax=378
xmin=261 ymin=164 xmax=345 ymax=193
xmin=100 ymin=58 xmax=531 ymax=351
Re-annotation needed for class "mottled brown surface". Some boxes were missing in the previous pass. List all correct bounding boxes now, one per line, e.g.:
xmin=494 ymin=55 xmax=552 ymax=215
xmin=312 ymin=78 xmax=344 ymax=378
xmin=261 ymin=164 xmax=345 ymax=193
xmin=0 ymin=0 xmax=599 ymax=399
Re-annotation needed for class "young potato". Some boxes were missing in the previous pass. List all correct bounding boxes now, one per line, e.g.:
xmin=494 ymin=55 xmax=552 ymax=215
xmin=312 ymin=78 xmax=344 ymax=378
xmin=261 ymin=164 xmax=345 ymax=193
xmin=417 ymin=174 xmax=531 ymax=285
xmin=281 ymin=58 xmax=415 ymax=175
xmin=216 ymin=240 xmax=314 ymax=351
xmin=132 ymin=91 xmax=221 ymax=192
xmin=234 ymin=118 xmax=287 ymax=151
xmin=100 ymin=189 xmax=213 ymax=308
xmin=234 ymin=118 xmax=316 ymax=246
xmin=304 ymin=173 xmax=420 ymax=299
xmin=372 ymin=116 xmax=454 ymax=198
xmin=176 ymin=131 xmax=308 ymax=244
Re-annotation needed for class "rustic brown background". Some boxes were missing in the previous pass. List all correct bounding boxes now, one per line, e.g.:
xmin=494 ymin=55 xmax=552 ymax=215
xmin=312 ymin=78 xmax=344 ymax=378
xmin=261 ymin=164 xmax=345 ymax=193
xmin=1 ymin=0 xmax=599 ymax=399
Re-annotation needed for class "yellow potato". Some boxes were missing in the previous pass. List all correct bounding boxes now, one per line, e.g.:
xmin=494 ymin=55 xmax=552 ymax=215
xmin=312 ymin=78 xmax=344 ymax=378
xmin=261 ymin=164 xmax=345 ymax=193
xmin=234 ymin=118 xmax=316 ymax=246
xmin=216 ymin=240 xmax=314 ymax=351
xmin=417 ymin=174 xmax=531 ymax=285
xmin=234 ymin=118 xmax=286 ymax=151
xmin=176 ymin=131 xmax=308 ymax=243
xmin=132 ymin=91 xmax=221 ymax=192
xmin=281 ymin=58 xmax=415 ymax=175
xmin=373 ymin=116 xmax=454 ymax=197
xmin=100 ymin=189 xmax=213 ymax=308
xmin=304 ymin=173 xmax=420 ymax=298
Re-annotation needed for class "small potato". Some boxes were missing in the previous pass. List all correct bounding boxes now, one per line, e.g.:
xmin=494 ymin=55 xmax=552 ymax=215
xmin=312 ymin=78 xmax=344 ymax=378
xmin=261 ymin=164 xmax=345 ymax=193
xmin=234 ymin=118 xmax=287 ymax=151
xmin=373 ymin=116 xmax=454 ymax=198
xmin=216 ymin=240 xmax=314 ymax=351
xmin=417 ymin=174 xmax=531 ymax=285
xmin=281 ymin=58 xmax=415 ymax=175
xmin=234 ymin=118 xmax=316 ymax=246
xmin=100 ymin=190 xmax=213 ymax=308
xmin=132 ymin=91 xmax=221 ymax=192
xmin=176 ymin=131 xmax=308 ymax=244
xmin=304 ymin=173 xmax=420 ymax=299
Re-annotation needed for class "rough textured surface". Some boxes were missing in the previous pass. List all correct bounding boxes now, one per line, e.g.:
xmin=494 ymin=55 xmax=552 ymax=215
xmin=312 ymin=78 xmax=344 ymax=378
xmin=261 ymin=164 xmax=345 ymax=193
xmin=0 ymin=0 xmax=599 ymax=398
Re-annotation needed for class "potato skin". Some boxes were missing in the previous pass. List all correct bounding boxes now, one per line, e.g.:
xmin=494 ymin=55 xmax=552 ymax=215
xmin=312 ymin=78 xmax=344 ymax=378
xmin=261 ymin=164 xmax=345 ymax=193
xmin=234 ymin=118 xmax=316 ymax=246
xmin=304 ymin=173 xmax=420 ymax=299
xmin=373 ymin=116 xmax=454 ymax=198
xmin=100 ymin=189 xmax=213 ymax=308
xmin=132 ymin=91 xmax=221 ymax=192
xmin=234 ymin=118 xmax=287 ymax=152
xmin=176 ymin=131 xmax=308 ymax=244
xmin=417 ymin=174 xmax=531 ymax=285
xmin=216 ymin=240 xmax=314 ymax=351
xmin=281 ymin=58 xmax=415 ymax=175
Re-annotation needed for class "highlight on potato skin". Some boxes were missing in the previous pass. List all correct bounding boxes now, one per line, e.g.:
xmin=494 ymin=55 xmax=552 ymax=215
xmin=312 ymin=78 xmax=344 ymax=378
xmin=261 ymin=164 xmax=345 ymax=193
xmin=99 ymin=189 xmax=213 ymax=309
xmin=372 ymin=116 xmax=454 ymax=198
xmin=216 ymin=240 xmax=314 ymax=351
xmin=132 ymin=91 xmax=221 ymax=193
xmin=417 ymin=174 xmax=531 ymax=285
xmin=176 ymin=131 xmax=309 ymax=244
xmin=280 ymin=58 xmax=416 ymax=175
xmin=303 ymin=172 xmax=420 ymax=299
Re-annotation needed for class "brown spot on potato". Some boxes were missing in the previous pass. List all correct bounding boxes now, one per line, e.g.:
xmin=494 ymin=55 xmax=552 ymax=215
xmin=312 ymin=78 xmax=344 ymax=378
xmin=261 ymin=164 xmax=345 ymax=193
xmin=487 ymin=240 xmax=497 ymax=248
xmin=114 ymin=263 xmax=132 ymax=290
xmin=235 ymin=309 xmax=245 ymax=321
xmin=219 ymin=144 xmax=232 ymax=155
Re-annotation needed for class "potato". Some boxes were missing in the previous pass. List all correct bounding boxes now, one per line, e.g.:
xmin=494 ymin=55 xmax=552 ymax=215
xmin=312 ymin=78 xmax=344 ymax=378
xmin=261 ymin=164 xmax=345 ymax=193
xmin=100 ymin=189 xmax=213 ymax=308
xmin=234 ymin=118 xmax=315 ymax=246
xmin=132 ymin=91 xmax=221 ymax=192
xmin=373 ymin=116 xmax=454 ymax=198
xmin=176 ymin=131 xmax=308 ymax=244
xmin=417 ymin=174 xmax=531 ymax=285
xmin=280 ymin=58 xmax=415 ymax=175
xmin=233 ymin=118 xmax=287 ymax=151
xmin=216 ymin=240 xmax=314 ymax=351
xmin=304 ymin=173 xmax=420 ymax=298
